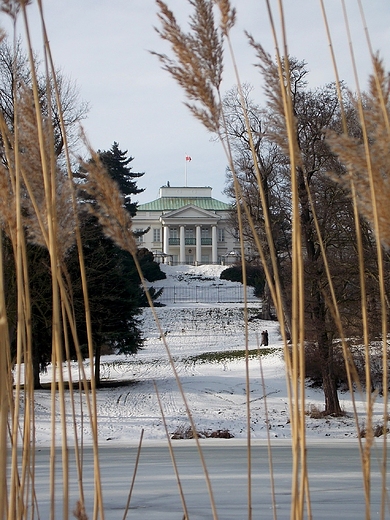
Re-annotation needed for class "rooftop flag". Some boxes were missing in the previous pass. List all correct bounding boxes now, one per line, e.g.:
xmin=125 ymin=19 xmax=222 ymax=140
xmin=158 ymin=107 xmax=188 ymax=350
xmin=184 ymin=154 xmax=191 ymax=186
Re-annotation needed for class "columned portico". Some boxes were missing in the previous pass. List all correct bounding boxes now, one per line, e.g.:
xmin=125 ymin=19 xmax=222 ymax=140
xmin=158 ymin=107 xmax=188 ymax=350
xmin=196 ymin=225 xmax=201 ymax=265
xmin=134 ymin=186 xmax=235 ymax=266
xmin=160 ymin=210 xmax=221 ymax=264
xmin=163 ymin=225 xmax=170 ymax=262
xmin=179 ymin=225 xmax=185 ymax=264
xmin=212 ymin=225 xmax=218 ymax=264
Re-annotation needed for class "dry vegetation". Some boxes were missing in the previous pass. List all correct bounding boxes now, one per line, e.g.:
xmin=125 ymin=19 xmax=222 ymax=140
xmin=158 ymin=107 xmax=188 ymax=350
xmin=0 ymin=1 xmax=389 ymax=520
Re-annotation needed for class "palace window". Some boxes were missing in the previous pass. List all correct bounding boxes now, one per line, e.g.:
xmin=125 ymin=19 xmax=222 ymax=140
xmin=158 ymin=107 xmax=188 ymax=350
xmin=185 ymin=227 xmax=194 ymax=238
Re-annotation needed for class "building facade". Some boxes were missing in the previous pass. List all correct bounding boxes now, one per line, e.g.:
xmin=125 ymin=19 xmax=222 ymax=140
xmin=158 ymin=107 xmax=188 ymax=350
xmin=133 ymin=185 xmax=239 ymax=265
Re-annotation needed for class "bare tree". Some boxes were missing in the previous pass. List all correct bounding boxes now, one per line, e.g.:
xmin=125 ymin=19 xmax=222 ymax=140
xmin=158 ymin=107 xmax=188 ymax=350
xmin=222 ymin=84 xmax=292 ymax=327
xmin=153 ymin=0 xmax=388 ymax=415
xmin=0 ymin=37 xmax=88 ymax=388
xmin=0 ymin=37 xmax=88 ymax=159
xmin=223 ymin=54 xmax=372 ymax=414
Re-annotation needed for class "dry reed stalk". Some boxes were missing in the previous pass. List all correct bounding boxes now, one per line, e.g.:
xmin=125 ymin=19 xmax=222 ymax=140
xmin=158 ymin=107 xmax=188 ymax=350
xmin=36 ymin=0 xmax=104 ymax=506
xmin=221 ymin=31 xmax=305 ymax=519
xmin=20 ymin=4 xmax=111 ymax=518
xmin=324 ymin=4 xmax=390 ymax=515
xmin=327 ymin=55 xmax=390 ymax=520
xmin=0 ymin=85 xmax=78 ymax=434
xmin=245 ymin=5 xmax=309 ymax=517
xmin=318 ymin=2 xmax=376 ymax=514
xmin=153 ymin=1 xmax=311 ymax=518
xmin=0 ymin=3 xmax=129 ymax=520
xmin=220 ymin=22 xmax=295 ymax=517
xmin=0 ymin=229 xmax=11 ymax=520
xmin=0 ymin=7 xmax=100 ymax=520
xmin=121 ymin=429 xmax=144 ymax=520
xmin=35 ymin=11 xmax=103 ymax=508
xmin=7 ymin=31 xmax=34 ymax=520
xmin=257 ymin=336 xmax=277 ymax=520
xmin=80 ymin=139 xmax=219 ymax=519
xmin=19 ymin=10 xmax=73 ymax=518
xmin=233 ymin=178 xmax=253 ymax=517
xmin=153 ymin=382 xmax=189 ymax=520
xmin=229 ymin=4 xmax=312 ymax=517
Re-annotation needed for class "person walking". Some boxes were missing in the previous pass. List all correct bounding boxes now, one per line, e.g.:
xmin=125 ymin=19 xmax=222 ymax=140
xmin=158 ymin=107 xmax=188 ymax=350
xmin=261 ymin=329 xmax=269 ymax=346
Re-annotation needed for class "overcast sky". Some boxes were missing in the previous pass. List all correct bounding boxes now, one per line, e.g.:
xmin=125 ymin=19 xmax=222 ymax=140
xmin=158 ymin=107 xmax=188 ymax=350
xmin=2 ymin=1 xmax=389 ymax=204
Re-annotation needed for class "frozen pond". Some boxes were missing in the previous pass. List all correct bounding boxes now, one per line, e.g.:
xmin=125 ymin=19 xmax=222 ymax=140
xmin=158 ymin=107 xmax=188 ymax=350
xmin=30 ymin=440 xmax=387 ymax=519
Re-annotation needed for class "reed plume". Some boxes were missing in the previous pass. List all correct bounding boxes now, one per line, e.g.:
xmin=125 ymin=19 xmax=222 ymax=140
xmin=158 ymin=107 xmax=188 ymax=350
xmin=0 ymin=1 xmax=388 ymax=519
xmin=327 ymin=57 xmax=390 ymax=249
xmin=152 ymin=0 xmax=227 ymax=132
xmin=12 ymin=85 xmax=75 ymax=257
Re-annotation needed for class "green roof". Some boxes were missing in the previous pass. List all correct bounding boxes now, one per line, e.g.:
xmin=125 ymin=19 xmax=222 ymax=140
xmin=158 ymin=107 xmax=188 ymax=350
xmin=137 ymin=197 xmax=231 ymax=212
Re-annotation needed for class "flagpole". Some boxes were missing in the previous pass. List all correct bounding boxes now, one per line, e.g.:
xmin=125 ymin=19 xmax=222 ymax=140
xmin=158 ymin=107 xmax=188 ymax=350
xmin=185 ymin=154 xmax=191 ymax=186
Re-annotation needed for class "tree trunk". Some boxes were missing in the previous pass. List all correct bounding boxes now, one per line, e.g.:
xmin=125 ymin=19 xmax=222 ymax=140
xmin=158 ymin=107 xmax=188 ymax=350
xmin=33 ymin=351 xmax=42 ymax=390
xmin=261 ymin=280 xmax=272 ymax=320
xmin=297 ymin=165 xmax=342 ymax=415
xmin=94 ymin=343 xmax=101 ymax=388
xmin=319 ymin=342 xmax=342 ymax=415
xmin=322 ymin=368 xmax=342 ymax=415
xmin=312 ymin=297 xmax=342 ymax=415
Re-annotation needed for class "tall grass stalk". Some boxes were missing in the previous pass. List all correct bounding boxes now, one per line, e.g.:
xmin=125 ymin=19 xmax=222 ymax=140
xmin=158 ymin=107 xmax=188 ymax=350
xmin=1 ymin=1 xmax=389 ymax=520
xmin=323 ymin=3 xmax=390 ymax=516
xmin=35 ymin=0 xmax=106 ymax=513
xmin=154 ymin=1 xmax=389 ymax=519
xmin=257 ymin=336 xmax=277 ymax=520
xmin=319 ymin=1 xmax=373 ymax=513
xmin=154 ymin=382 xmax=189 ymax=520
xmin=121 ymin=429 xmax=144 ymax=520
xmin=0 ymin=229 xmax=10 ymax=520
xmin=80 ymin=142 xmax=220 ymax=519
xmin=0 ymin=4 xmax=106 ymax=519
xmin=262 ymin=4 xmax=308 ymax=517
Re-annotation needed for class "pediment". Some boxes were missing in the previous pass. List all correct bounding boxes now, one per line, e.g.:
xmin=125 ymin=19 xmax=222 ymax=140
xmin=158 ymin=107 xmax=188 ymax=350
xmin=160 ymin=204 xmax=220 ymax=222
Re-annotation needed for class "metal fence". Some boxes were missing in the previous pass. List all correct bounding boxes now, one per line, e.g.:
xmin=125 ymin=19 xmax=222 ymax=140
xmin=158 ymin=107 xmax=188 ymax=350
xmin=154 ymin=285 xmax=258 ymax=304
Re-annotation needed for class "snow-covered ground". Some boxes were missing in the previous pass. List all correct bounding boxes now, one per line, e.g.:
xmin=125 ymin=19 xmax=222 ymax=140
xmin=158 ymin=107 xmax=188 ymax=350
xmin=29 ymin=263 xmax=385 ymax=446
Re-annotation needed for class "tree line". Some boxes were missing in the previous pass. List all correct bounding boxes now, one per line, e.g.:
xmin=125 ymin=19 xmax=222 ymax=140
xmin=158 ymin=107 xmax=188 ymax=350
xmin=3 ymin=28 xmax=389 ymax=415
xmin=222 ymin=54 xmax=390 ymax=414
xmin=0 ymin=39 xmax=164 ymax=388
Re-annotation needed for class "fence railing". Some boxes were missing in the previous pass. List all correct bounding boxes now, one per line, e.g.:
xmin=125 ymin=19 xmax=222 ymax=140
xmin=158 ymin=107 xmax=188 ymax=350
xmin=155 ymin=285 xmax=259 ymax=304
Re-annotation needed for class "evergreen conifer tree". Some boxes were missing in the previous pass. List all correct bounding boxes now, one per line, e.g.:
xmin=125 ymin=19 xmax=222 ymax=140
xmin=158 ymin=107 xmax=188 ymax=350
xmin=98 ymin=142 xmax=144 ymax=216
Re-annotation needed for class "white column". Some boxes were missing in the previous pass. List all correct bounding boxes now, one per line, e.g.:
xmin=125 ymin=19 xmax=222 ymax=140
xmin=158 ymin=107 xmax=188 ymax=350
xmin=212 ymin=225 xmax=217 ymax=264
xmin=163 ymin=225 xmax=170 ymax=263
xmin=179 ymin=225 xmax=185 ymax=264
xmin=196 ymin=225 xmax=202 ymax=265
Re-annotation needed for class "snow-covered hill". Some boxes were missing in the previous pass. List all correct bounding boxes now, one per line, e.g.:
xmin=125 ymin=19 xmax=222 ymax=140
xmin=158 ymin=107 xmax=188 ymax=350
xmin=31 ymin=264 xmax=383 ymax=445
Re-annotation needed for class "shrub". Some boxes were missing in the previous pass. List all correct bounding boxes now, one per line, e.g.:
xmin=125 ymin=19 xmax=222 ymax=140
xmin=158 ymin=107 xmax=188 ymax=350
xmin=171 ymin=426 xmax=234 ymax=439
xmin=360 ymin=422 xmax=390 ymax=438
xmin=220 ymin=263 xmax=265 ymax=297
xmin=137 ymin=248 xmax=166 ymax=282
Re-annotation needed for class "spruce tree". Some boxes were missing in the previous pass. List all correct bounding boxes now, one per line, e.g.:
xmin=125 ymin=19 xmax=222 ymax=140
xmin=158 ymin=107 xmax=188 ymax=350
xmin=98 ymin=142 xmax=144 ymax=216
xmin=66 ymin=215 xmax=145 ymax=387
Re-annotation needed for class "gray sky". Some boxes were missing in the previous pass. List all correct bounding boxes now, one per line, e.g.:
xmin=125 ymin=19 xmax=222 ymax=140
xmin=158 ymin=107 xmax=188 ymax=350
xmin=2 ymin=1 xmax=389 ymax=204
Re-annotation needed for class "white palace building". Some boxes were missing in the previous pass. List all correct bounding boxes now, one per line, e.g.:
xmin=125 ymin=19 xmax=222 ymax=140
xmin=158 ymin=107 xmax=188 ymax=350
xmin=133 ymin=185 xmax=240 ymax=265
